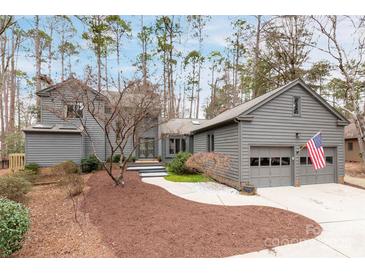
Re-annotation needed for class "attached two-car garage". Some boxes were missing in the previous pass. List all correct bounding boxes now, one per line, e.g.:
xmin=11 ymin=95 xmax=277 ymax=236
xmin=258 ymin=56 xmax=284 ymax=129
xmin=249 ymin=146 xmax=337 ymax=188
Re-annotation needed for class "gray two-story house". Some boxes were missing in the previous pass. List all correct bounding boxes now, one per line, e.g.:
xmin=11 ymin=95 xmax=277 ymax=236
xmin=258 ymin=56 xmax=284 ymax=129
xmin=23 ymin=77 xmax=348 ymax=189
xmin=23 ymin=77 xmax=158 ymax=165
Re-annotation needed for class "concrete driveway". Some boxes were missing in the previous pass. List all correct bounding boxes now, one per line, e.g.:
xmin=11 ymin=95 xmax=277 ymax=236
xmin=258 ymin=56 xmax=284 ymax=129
xmin=143 ymin=177 xmax=365 ymax=257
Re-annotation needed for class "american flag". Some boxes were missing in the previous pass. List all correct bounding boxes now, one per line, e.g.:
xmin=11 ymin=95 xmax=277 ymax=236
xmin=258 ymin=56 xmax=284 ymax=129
xmin=306 ymin=132 xmax=326 ymax=170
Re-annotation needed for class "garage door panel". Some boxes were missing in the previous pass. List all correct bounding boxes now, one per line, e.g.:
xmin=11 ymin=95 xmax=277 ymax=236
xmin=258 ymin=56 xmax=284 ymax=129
xmin=250 ymin=146 xmax=293 ymax=188
xmin=299 ymin=147 xmax=336 ymax=185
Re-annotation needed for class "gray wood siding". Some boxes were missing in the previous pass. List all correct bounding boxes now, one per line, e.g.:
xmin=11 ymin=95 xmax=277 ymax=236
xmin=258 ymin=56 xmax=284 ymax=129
xmin=25 ymin=132 xmax=82 ymax=166
xmin=193 ymin=123 xmax=239 ymax=182
xmin=40 ymin=91 xmax=106 ymax=160
xmin=193 ymin=132 xmax=207 ymax=153
xmin=240 ymin=84 xmax=345 ymax=183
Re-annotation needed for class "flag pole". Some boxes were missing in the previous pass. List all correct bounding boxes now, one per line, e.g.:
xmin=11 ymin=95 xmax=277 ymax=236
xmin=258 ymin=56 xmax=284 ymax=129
xmin=296 ymin=143 xmax=306 ymax=154
xmin=296 ymin=131 xmax=322 ymax=154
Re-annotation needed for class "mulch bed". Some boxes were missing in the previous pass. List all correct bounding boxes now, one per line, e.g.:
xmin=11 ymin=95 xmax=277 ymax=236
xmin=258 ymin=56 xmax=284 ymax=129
xmin=13 ymin=174 xmax=114 ymax=258
xmin=81 ymin=171 xmax=322 ymax=258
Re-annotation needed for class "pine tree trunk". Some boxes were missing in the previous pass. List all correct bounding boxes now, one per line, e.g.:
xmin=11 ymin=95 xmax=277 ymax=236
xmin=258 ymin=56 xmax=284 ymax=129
xmin=253 ymin=16 xmax=261 ymax=98
xmin=116 ymin=37 xmax=121 ymax=92
xmin=9 ymin=30 xmax=16 ymax=132
xmin=48 ymin=26 xmax=53 ymax=78
xmin=97 ymin=46 xmax=101 ymax=92
xmin=17 ymin=78 xmax=20 ymax=131
xmin=189 ymin=64 xmax=195 ymax=119
xmin=104 ymin=48 xmax=108 ymax=91
xmin=35 ymin=16 xmax=41 ymax=121
xmin=60 ymin=30 xmax=65 ymax=81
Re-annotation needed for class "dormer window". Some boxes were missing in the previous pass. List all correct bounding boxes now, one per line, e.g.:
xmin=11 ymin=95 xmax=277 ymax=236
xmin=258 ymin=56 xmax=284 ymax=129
xmin=65 ymin=103 xmax=83 ymax=118
xmin=293 ymin=96 xmax=301 ymax=116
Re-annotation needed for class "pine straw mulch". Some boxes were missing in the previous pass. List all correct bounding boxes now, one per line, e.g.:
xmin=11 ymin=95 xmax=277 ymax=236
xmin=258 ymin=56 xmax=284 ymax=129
xmin=14 ymin=171 xmax=322 ymax=258
xmin=80 ymin=171 xmax=322 ymax=258
xmin=13 ymin=173 xmax=114 ymax=258
xmin=345 ymin=162 xmax=365 ymax=178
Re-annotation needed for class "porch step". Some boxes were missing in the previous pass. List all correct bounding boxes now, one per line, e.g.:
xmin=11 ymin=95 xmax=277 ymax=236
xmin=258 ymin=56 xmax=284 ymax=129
xmin=127 ymin=162 xmax=162 ymax=167
xmin=127 ymin=163 xmax=167 ymax=178
xmin=127 ymin=166 xmax=166 ymax=173
xmin=127 ymin=166 xmax=165 ymax=171
xmin=135 ymin=159 xmax=160 ymax=164
xmin=140 ymin=172 xmax=168 ymax=177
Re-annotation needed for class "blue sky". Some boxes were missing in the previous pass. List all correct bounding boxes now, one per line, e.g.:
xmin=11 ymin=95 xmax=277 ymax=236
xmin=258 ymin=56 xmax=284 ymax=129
xmin=14 ymin=15 xmax=359 ymax=116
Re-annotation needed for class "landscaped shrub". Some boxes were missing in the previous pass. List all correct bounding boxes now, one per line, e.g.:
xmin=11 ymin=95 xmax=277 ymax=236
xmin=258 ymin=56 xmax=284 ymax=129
xmin=168 ymin=152 xmax=192 ymax=175
xmin=112 ymin=154 xmax=121 ymax=163
xmin=186 ymin=152 xmax=230 ymax=179
xmin=52 ymin=160 xmax=79 ymax=175
xmin=81 ymin=155 xmax=100 ymax=173
xmin=0 ymin=175 xmax=32 ymax=201
xmin=12 ymin=170 xmax=38 ymax=184
xmin=24 ymin=163 xmax=39 ymax=173
xmin=0 ymin=198 xmax=30 ymax=257
xmin=60 ymin=174 xmax=84 ymax=197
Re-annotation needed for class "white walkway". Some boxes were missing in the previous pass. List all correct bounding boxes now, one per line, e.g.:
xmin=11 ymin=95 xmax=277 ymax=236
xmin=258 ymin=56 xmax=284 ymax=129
xmin=143 ymin=177 xmax=365 ymax=257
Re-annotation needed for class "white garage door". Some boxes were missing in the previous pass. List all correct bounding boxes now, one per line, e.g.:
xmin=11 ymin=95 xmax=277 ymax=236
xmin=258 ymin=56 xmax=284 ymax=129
xmin=250 ymin=147 xmax=293 ymax=188
xmin=298 ymin=147 xmax=336 ymax=185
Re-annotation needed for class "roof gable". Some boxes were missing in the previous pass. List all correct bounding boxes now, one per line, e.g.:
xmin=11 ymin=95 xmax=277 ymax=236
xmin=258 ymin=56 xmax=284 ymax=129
xmin=241 ymin=79 xmax=348 ymax=122
xmin=192 ymin=79 xmax=349 ymax=133
xmin=36 ymin=77 xmax=99 ymax=97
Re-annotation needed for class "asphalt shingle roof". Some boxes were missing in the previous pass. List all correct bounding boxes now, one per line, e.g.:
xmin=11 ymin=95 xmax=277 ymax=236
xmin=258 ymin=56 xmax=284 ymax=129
xmin=160 ymin=118 xmax=206 ymax=135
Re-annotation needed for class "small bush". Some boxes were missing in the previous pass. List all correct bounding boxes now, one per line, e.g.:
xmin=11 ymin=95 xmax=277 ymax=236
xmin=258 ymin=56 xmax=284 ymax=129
xmin=0 ymin=176 xmax=31 ymax=201
xmin=0 ymin=198 xmax=30 ymax=257
xmin=52 ymin=160 xmax=79 ymax=175
xmin=60 ymin=174 xmax=84 ymax=197
xmin=24 ymin=163 xmax=39 ymax=173
xmin=168 ymin=152 xmax=192 ymax=175
xmin=13 ymin=170 xmax=38 ymax=184
xmin=112 ymin=154 xmax=121 ymax=163
xmin=81 ymin=155 xmax=100 ymax=173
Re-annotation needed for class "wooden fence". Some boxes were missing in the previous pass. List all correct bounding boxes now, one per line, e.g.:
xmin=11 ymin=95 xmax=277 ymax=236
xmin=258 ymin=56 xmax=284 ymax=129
xmin=9 ymin=153 xmax=25 ymax=172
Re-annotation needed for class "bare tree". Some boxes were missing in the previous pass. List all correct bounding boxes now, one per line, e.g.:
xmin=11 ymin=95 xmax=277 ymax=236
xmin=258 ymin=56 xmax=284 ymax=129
xmin=311 ymin=15 xmax=365 ymax=163
xmin=0 ymin=16 xmax=13 ymax=37
xmin=47 ymin=77 xmax=160 ymax=186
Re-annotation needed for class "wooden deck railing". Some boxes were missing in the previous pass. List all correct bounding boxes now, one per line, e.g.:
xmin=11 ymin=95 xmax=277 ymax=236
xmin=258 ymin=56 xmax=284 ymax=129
xmin=9 ymin=153 xmax=25 ymax=173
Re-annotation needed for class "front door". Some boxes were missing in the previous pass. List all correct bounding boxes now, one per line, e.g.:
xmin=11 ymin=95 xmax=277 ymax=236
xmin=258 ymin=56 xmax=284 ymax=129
xmin=138 ymin=138 xmax=155 ymax=158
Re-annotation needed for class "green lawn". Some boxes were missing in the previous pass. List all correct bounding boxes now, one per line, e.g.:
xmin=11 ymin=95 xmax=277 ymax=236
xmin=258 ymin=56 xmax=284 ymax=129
xmin=165 ymin=170 xmax=209 ymax=183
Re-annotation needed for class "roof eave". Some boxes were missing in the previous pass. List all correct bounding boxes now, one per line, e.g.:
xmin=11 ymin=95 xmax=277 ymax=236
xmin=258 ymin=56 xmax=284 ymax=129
xmin=191 ymin=119 xmax=236 ymax=134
